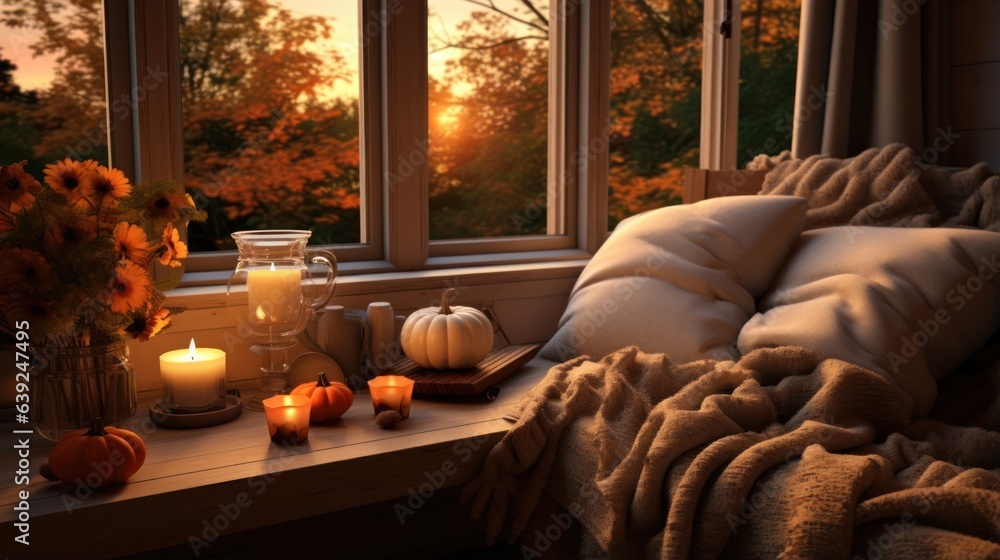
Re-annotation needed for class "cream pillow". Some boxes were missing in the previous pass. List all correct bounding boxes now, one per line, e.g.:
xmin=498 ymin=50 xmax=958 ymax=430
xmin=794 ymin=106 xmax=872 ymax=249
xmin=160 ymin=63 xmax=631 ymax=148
xmin=738 ymin=226 xmax=1000 ymax=418
xmin=541 ymin=195 xmax=808 ymax=363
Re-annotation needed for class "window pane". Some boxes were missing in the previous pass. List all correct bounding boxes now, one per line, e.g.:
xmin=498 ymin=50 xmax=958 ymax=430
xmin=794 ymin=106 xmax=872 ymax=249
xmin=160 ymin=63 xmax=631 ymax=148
xmin=181 ymin=0 xmax=361 ymax=252
xmin=608 ymin=0 xmax=701 ymax=230
xmin=0 ymin=2 xmax=110 ymax=178
xmin=737 ymin=0 xmax=800 ymax=168
xmin=428 ymin=0 xmax=550 ymax=240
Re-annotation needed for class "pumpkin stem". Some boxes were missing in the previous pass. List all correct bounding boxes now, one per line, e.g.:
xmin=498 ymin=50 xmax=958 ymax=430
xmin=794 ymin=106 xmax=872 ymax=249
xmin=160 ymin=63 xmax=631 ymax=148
xmin=317 ymin=372 xmax=331 ymax=387
xmin=440 ymin=288 xmax=455 ymax=315
xmin=88 ymin=417 xmax=108 ymax=437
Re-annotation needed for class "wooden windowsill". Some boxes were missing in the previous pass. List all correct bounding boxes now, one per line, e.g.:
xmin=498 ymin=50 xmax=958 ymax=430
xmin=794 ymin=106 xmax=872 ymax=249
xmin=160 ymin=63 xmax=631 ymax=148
xmin=0 ymin=359 xmax=553 ymax=557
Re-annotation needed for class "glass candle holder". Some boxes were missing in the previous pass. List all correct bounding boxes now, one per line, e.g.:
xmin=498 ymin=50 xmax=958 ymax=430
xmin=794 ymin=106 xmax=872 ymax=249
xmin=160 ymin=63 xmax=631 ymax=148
xmin=262 ymin=394 xmax=311 ymax=444
xmin=226 ymin=230 xmax=337 ymax=411
xmin=367 ymin=375 xmax=415 ymax=419
xmin=159 ymin=339 xmax=226 ymax=413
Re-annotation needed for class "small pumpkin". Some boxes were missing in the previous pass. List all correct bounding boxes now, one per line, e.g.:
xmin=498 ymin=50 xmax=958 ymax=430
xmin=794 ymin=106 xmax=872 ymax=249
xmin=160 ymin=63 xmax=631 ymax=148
xmin=47 ymin=417 xmax=146 ymax=487
xmin=291 ymin=372 xmax=354 ymax=422
xmin=400 ymin=288 xmax=494 ymax=369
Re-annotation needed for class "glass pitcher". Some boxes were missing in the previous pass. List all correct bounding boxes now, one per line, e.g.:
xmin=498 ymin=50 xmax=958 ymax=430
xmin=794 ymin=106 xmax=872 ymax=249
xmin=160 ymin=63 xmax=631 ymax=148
xmin=227 ymin=230 xmax=337 ymax=409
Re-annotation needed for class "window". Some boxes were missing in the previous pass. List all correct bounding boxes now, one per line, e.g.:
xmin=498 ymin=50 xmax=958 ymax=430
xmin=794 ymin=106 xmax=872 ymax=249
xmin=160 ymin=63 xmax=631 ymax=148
xmin=178 ymin=1 xmax=364 ymax=253
xmin=736 ymin=0 xmax=800 ymax=168
xmin=427 ymin=0 xmax=551 ymax=240
xmin=3 ymin=0 xmax=800 ymax=278
xmin=607 ymin=0 xmax=702 ymax=230
xmin=0 ymin=1 xmax=111 ymax=178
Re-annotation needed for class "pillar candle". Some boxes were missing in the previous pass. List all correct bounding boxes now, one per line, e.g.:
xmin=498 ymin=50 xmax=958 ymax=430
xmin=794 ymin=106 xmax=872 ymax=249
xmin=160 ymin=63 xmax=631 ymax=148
xmin=246 ymin=262 xmax=302 ymax=327
xmin=159 ymin=339 xmax=226 ymax=412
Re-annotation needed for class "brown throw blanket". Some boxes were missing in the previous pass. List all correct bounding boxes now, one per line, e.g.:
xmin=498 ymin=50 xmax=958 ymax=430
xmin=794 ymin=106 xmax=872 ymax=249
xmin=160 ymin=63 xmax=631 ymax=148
xmin=746 ymin=143 xmax=1000 ymax=231
xmin=463 ymin=346 xmax=1000 ymax=558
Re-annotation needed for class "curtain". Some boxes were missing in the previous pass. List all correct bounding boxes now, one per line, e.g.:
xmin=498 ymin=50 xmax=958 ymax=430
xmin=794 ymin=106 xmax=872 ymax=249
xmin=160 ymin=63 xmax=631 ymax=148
xmin=791 ymin=0 xmax=947 ymax=160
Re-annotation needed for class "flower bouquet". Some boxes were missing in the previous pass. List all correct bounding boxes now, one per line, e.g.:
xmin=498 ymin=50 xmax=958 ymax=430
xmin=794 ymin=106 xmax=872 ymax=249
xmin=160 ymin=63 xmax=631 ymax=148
xmin=0 ymin=158 xmax=206 ymax=439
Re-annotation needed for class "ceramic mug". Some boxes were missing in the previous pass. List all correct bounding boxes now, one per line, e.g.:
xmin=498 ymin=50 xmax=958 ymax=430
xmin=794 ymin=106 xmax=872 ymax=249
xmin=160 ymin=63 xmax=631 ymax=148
xmin=317 ymin=305 xmax=368 ymax=382
xmin=366 ymin=302 xmax=397 ymax=373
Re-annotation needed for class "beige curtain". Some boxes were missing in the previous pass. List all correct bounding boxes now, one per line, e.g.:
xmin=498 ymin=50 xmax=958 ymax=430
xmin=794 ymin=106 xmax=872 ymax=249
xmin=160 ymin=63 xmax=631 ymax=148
xmin=791 ymin=0 xmax=946 ymax=160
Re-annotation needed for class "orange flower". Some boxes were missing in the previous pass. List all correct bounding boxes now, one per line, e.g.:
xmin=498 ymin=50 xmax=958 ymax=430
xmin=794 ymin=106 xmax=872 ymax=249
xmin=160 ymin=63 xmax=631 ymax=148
xmin=0 ymin=161 xmax=43 ymax=213
xmin=122 ymin=307 xmax=171 ymax=342
xmin=0 ymin=248 xmax=54 ymax=299
xmin=147 ymin=191 xmax=190 ymax=222
xmin=159 ymin=223 xmax=188 ymax=267
xmin=107 ymin=262 xmax=151 ymax=313
xmin=81 ymin=165 xmax=131 ymax=209
xmin=44 ymin=207 xmax=98 ymax=252
xmin=113 ymin=222 xmax=150 ymax=265
xmin=43 ymin=158 xmax=97 ymax=206
xmin=5 ymin=297 xmax=65 ymax=337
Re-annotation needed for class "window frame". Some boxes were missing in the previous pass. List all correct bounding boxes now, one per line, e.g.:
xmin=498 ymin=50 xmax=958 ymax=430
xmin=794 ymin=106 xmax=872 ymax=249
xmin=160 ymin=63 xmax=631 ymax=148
xmin=101 ymin=0 xmax=744 ymax=282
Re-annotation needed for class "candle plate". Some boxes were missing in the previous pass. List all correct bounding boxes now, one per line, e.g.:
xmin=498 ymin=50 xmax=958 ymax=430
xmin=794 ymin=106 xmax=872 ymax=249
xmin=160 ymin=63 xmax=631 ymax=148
xmin=149 ymin=394 xmax=244 ymax=429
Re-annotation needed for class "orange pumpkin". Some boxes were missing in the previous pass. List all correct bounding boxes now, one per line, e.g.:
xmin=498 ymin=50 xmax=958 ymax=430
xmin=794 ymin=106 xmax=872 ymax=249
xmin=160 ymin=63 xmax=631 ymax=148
xmin=291 ymin=372 xmax=354 ymax=422
xmin=48 ymin=417 xmax=146 ymax=487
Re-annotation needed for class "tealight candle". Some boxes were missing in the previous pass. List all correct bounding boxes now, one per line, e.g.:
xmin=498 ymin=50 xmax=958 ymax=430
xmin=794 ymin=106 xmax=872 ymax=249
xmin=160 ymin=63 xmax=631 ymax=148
xmin=262 ymin=394 xmax=311 ymax=444
xmin=367 ymin=375 xmax=415 ymax=419
xmin=159 ymin=339 xmax=226 ymax=413
xmin=246 ymin=262 xmax=302 ymax=327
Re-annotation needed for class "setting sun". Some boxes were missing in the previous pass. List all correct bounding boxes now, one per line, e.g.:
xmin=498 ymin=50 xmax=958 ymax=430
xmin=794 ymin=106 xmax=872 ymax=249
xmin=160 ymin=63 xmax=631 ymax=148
xmin=435 ymin=105 xmax=463 ymax=127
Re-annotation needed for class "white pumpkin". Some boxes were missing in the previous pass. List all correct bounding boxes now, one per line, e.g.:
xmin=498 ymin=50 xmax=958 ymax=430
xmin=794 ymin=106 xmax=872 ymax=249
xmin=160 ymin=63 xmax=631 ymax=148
xmin=401 ymin=288 xmax=494 ymax=369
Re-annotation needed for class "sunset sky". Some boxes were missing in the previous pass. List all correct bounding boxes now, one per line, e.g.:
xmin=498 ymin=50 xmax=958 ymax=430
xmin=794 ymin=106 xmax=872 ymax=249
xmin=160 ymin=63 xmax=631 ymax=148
xmin=0 ymin=0 xmax=529 ymax=101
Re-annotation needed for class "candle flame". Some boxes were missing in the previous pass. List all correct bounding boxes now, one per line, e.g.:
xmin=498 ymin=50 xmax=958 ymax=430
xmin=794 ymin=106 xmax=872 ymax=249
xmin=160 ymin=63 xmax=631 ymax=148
xmin=269 ymin=262 xmax=276 ymax=272
xmin=188 ymin=338 xmax=197 ymax=360
xmin=255 ymin=305 xmax=266 ymax=321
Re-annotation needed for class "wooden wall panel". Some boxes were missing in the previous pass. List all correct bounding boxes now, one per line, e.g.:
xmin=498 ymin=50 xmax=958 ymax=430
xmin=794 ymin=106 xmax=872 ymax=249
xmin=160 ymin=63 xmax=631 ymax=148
xmin=951 ymin=0 xmax=1000 ymax=65
xmin=951 ymin=129 xmax=1000 ymax=169
xmin=949 ymin=0 xmax=1000 ymax=168
xmin=951 ymin=63 xmax=1000 ymax=130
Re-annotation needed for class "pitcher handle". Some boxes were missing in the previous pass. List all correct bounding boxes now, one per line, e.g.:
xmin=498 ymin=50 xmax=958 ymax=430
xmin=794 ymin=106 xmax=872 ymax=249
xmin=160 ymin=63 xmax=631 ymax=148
xmin=305 ymin=249 xmax=337 ymax=311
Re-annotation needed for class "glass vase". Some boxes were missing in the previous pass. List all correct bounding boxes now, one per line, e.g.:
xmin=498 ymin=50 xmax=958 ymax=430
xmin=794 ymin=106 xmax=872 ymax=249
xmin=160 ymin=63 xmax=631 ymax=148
xmin=32 ymin=341 xmax=137 ymax=441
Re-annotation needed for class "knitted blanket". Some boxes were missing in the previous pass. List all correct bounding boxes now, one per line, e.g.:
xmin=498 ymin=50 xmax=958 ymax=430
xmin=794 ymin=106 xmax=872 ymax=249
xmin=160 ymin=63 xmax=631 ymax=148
xmin=463 ymin=346 xmax=1000 ymax=559
xmin=746 ymin=143 xmax=1000 ymax=231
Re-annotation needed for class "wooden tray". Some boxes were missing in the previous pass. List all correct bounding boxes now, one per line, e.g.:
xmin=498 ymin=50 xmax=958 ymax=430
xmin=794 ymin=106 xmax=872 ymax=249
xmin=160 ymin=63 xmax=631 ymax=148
xmin=393 ymin=344 xmax=542 ymax=396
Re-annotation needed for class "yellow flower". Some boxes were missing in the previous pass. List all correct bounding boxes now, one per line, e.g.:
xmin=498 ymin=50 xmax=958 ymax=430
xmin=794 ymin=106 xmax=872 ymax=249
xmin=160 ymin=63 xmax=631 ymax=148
xmin=43 ymin=158 xmax=97 ymax=206
xmin=0 ymin=161 xmax=43 ymax=213
xmin=81 ymin=165 xmax=131 ymax=209
xmin=159 ymin=223 xmax=188 ymax=267
xmin=122 ymin=307 xmax=171 ymax=342
xmin=147 ymin=191 xmax=190 ymax=222
xmin=0 ymin=248 xmax=54 ymax=303
xmin=113 ymin=222 xmax=150 ymax=265
xmin=107 ymin=262 xmax=151 ymax=313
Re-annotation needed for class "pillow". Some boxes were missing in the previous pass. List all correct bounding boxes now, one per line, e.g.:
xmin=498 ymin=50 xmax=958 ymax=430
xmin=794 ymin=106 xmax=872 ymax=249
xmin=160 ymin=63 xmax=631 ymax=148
xmin=541 ymin=195 xmax=808 ymax=363
xmin=737 ymin=226 xmax=1000 ymax=418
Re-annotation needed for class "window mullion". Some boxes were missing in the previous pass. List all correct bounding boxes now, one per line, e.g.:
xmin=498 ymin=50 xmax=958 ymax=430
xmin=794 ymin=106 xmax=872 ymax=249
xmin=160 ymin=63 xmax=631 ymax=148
xmin=578 ymin=0 xmax=610 ymax=253
xmin=700 ymin=0 xmax=741 ymax=170
xmin=382 ymin=0 xmax=429 ymax=271
xmin=103 ymin=0 xmax=136 ymax=182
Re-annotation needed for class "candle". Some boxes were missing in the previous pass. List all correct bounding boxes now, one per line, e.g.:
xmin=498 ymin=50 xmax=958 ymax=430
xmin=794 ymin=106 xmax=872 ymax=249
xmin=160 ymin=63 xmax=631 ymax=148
xmin=367 ymin=375 xmax=415 ymax=419
xmin=262 ymin=395 xmax=311 ymax=444
xmin=246 ymin=262 xmax=302 ymax=327
xmin=159 ymin=339 xmax=226 ymax=413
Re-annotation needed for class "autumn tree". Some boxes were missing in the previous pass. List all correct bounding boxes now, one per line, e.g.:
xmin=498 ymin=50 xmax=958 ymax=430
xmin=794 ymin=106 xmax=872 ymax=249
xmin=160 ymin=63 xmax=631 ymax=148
xmin=0 ymin=48 xmax=40 ymax=167
xmin=428 ymin=7 xmax=550 ymax=239
xmin=1 ymin=0 xmax=363 ymax=251
xmin=179 ymin=0 xmax=360 ymax=250
xmin=1 ymin=0 xmax=110 ymax=174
